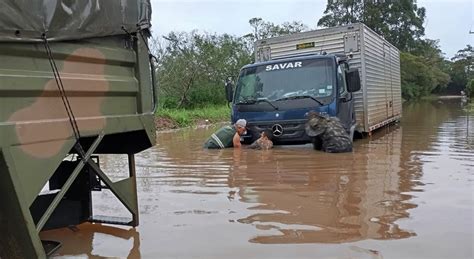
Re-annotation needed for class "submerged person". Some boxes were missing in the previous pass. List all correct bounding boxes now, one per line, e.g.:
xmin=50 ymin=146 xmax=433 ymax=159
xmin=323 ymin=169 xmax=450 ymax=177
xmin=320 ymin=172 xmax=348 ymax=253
xmin=305 ymin=111 xmax=353 ymax=153
xmin=204 ymin=119 xmax=247 ymax=149
xmin=248 ymin=129 xmax=274 ymax=150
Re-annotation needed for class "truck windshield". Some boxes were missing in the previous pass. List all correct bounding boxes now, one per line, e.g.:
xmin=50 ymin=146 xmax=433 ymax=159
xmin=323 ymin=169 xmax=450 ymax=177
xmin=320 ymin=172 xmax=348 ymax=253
xmin=235 ymin=58 xmax=334 ymax=103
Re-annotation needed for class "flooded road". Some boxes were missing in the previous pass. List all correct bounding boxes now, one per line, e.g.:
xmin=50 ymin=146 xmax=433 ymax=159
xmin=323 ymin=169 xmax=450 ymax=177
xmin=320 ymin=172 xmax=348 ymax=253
xmin=42 ymin=100 xmax=473 ymax=258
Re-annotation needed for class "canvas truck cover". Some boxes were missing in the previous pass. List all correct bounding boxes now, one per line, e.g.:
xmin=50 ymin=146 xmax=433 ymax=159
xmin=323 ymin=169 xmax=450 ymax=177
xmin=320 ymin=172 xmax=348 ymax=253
xmin=0 ymin=0 xmax=151 ymax=42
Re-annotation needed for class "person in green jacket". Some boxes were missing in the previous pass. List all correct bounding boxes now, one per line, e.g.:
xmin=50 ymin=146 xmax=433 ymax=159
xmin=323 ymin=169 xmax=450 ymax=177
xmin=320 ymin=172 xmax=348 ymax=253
xmin=204 ymin=119 xmax=247 ymax=149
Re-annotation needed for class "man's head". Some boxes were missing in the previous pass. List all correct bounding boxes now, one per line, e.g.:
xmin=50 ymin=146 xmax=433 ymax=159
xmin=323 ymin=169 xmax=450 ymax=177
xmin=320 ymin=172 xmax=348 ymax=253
xmin=234 ymin=119 xmax=247 ymax=135
xmin=305 ymin=111 xmax=327 ymax=137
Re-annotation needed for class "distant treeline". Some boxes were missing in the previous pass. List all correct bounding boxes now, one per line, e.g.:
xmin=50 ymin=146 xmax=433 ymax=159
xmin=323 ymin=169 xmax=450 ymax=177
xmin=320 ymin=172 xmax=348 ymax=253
xmin=152 ymin=0 xmax=473 ymax=109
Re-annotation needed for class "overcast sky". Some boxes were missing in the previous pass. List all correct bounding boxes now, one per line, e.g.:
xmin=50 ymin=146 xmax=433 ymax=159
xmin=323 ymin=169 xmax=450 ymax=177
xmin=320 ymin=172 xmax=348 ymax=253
xmin=151 ymin=0 xmax=473 ymax=58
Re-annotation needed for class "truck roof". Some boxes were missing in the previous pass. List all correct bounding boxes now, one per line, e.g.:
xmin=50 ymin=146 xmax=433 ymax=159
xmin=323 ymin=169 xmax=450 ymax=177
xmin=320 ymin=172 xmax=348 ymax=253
xmin=255 ymin=23 xmax=399 ymax=55
xmin=242 ymin=54 xmax=337 ymax=70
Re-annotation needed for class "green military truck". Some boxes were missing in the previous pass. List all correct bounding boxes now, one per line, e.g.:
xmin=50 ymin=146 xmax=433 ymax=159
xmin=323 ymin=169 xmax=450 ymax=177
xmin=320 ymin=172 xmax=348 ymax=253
xmin=0 ymin=1 xmax=157 ymax=258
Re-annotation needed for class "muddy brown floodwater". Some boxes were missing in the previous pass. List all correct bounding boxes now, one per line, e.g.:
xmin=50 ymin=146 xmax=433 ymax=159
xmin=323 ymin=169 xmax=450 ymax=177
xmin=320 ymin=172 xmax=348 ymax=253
xmin=41 ymin=100 xmax=473 ymax=259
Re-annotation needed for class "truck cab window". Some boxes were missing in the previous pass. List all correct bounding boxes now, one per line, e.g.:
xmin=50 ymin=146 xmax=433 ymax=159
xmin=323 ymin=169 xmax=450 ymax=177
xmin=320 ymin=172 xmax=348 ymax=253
xmin=235 ymin=58 xmax=335 ymax=103
xmin=237 ymin=74 xmax=257 ymax=101
xmin=337 ymin=64 xmax=347 ymax=95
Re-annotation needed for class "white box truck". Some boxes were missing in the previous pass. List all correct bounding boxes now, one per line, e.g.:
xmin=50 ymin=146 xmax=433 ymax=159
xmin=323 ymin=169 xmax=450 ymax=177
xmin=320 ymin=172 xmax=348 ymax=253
xmin=226 ymin=23 xmax=401 ymax=146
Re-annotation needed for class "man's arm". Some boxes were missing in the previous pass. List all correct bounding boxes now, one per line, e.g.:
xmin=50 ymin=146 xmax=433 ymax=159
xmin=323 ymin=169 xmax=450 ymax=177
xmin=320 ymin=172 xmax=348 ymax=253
xmin=248 ymin=140 xmax=259 ymax=149
xmin=233 ymin=133 xmax=242 ymax=148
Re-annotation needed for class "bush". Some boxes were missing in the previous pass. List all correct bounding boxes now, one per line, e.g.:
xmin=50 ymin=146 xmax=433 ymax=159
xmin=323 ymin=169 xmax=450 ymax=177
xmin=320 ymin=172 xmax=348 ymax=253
xmin=187 ymin=83 xmax=227 ymax=108
xmin=401 ymin=82 xmax=418 ymax=100
xmin=156 ymin=105 xmax=231 ymax=127
xmin=467 ymin=79 xmax=474 ymax=99
xmin=400 ymin=52 xmax=449 ymax=100
xmin=154 ymin=32 xmax=252 ymax=109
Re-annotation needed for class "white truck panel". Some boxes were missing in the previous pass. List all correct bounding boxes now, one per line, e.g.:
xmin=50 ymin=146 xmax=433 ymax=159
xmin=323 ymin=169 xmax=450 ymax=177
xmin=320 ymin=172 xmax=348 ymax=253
xmin=255 ymin=23 xmax=401 ymax=133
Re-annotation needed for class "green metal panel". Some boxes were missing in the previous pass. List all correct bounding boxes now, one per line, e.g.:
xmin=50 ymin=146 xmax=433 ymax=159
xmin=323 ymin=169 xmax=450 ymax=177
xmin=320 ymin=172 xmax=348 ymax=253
xmin=0 ymin=149 xmax=47 ymax=259
xmin=0 ymin=36 xmax=156 ymax=146
xmin=11 ymin=138 xmax=76 ymax=207
xmin=0 ymin=34 xmax=156 ymax=258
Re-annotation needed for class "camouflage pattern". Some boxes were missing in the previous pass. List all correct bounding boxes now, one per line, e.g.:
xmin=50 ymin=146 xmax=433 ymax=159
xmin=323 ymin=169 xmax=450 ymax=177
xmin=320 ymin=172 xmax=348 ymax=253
xmin=305 ymin=113 xmax=353 ymax=153
xmin=248 ymin=138 xmax=274 ymax=150
xmin=0 ymin=34 xmax=156 ymax=258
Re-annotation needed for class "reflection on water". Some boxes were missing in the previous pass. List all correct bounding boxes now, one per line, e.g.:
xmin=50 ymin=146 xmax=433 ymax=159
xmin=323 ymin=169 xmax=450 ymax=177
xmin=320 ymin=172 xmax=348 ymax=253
xmin=230 ymin=126 xmax=416 ymax=244
xmin=43 ymin=100 xmax=474 ymax=258
xmin=146 ymin=129 xmax=414 ymax=246
xmin=41 ymin=223 xmax=140 ymax=258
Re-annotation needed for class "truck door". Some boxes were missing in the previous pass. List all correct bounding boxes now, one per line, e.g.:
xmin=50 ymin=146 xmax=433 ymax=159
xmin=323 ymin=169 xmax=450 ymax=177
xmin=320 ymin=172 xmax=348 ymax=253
xmin=383 ymin=44 xmax=394 ymax=118
xmin=337 ymin=63 xmax=355 ymax=131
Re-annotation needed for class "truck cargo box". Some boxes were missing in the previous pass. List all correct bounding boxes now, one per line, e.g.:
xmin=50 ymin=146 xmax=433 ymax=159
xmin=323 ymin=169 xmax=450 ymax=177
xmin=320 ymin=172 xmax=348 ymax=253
xmin=255 ymin=23 xmax=402 ymax=133
xmin=0 ymin=1 xmax=156 ymax=258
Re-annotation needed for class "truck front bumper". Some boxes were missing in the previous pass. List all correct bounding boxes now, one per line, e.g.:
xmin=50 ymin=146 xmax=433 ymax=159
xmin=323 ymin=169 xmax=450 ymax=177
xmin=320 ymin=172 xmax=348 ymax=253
xmin=244 ymin=119 xmax=311 ymax=145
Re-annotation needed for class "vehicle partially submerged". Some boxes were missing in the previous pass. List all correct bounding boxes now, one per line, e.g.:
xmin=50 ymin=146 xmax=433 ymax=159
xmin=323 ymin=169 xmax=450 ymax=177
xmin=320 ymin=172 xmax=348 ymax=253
xmin=0 ymin=1 xmax=156 ymax=258
xmin=226 ymin=23 xmax=402 ymax=146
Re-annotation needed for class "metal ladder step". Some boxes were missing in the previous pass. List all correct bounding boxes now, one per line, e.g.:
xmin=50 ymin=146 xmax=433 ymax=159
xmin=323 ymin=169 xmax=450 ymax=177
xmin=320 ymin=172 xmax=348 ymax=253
xmin=90 ymin=215 xmax=133 ymax=226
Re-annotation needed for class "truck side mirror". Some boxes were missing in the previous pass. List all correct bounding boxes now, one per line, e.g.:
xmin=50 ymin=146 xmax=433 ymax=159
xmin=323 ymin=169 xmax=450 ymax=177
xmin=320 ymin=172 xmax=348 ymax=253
xmin=346 ymin=68 xmax=361 ymax=93
xmin=225 ymin=81 xmax=234 ymax=103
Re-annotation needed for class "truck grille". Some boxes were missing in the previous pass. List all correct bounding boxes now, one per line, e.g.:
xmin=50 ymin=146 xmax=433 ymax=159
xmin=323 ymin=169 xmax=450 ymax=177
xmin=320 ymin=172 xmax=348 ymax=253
xmin=248 ymin=121 xmax=307 ymax=139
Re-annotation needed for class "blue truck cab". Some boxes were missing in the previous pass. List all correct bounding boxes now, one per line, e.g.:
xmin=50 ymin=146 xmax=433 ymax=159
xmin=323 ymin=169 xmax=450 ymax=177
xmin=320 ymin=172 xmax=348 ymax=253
xmin=226 ymin=54 xmax=361 ymax=145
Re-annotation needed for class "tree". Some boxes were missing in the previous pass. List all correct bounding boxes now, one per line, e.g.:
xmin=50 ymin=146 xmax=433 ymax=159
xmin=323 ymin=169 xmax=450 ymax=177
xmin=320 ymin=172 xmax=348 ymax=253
xmin=244 ymin=17 xmax=308 ymax=43
xmin=152 ymin=31 xmax=252 ymax=109
xmin=159 ymin=32 xmax=199 ymax=108
xmin=317 ymin=0 xmax=364 ymax=27
xmin=317 ymin=0 xmax=453 ymax=100
xmin=446 ymin=45 xmax=474 ymax=95
xmin=318 ymin=0 xmax=426 ymax=51
xmin=409 ymin=39 xmax=450 ymax=93
xmin=466 ymin=79 xmax=474 ymax=99
xmin=248 ymin=18 xmax=264 ymax=41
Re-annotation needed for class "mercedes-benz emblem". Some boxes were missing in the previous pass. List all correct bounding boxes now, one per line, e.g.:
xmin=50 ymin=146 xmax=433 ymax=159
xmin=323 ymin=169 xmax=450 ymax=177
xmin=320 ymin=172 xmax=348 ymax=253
xmin=272 ymin=124 xmax=283 ymax=137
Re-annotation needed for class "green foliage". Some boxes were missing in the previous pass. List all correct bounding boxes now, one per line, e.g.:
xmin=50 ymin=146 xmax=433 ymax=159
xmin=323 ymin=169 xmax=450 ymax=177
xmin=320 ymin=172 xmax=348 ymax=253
xmin=156 ymin=105 xmax=231 ymax=127
xmin=400 ymin=52 xmax=449 ymax=100
xmin=154 ymin=31 xmax=252 ymax=109
xmin=401 ymin=52 xmax=428 ymax=100
xmin=318 ymin=0 xmax=426 ymax=51
xmin=244 ymin=17 xmax=308 ymax=42
xmin=445 ymin=45 xmax=474 ymax=95
xmin=466 ymin=79 xmax=474 ymax=99
xmin=153 ymin=18 xmax=310 ymax=109
xmin=318 ymin=0 xmax=453 ymax=100
xmin=152 ymin=9 xmax=463 ymax=107
xmin=468 ymin=102 xmax=474 ymax=113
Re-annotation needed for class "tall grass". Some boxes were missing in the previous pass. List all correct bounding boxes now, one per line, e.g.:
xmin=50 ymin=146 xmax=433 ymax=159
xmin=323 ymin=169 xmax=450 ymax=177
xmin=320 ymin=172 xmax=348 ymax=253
xmin=156 ymin=105 xmax=231 ymax=127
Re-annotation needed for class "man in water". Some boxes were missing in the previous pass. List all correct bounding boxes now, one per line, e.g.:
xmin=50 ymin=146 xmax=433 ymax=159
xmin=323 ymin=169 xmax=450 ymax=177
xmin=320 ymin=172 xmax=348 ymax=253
xmin=305 ymin=111 xmax=352 ymax=153
xmin=204 ymin=119 xmax=247 ymax=149
xmin=248 ymin=129 xmax=273 ymax=150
